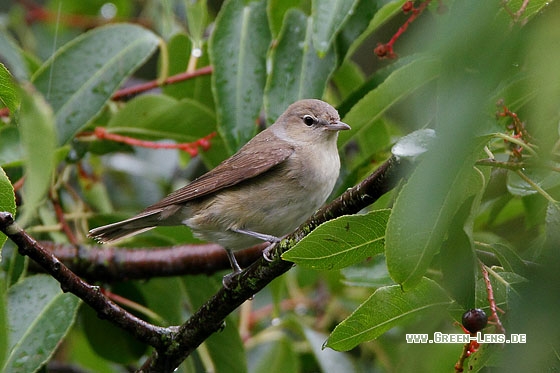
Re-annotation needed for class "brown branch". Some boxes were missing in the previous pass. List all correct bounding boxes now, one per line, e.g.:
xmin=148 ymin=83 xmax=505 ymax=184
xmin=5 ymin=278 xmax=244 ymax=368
xmin=111 ymin=66 xmax=213 ymax=101
xmin=34 ymin=241 xmax=266 ymax=282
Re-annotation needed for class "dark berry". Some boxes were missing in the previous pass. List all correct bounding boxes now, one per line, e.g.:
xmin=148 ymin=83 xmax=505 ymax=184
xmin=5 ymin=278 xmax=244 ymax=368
xmin=462 ymin=308 xmax=488 ymax=333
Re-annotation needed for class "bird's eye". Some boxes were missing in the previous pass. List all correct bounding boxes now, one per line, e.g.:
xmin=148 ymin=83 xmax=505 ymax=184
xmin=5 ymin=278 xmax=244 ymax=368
xmin=303 ymin=115 xmax=316 ymax=126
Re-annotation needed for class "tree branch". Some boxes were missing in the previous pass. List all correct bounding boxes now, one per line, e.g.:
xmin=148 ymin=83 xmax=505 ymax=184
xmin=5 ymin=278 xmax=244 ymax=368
xmin=32 ymin=241 xmax=266 ymax=282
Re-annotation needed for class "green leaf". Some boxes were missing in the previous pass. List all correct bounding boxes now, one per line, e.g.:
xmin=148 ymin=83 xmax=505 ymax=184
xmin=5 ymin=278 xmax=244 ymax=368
xmin=489 ymin=243 xmax=527 ymax=275
xmin=17 ymin=87 xmax=57 ymax=226
xmin=339 ymin=56 xmax=440 ymax=149
xmin=248 ymin=336 xmax=299 ymax=373
xmin=209 ymin=0 xmax=271 ymax=153
xmin=0 ymin=127 xmax=23 ymax=167
xmin=107 ymin=94 xmax=216 ymax=142
xmin=325 ymin=278 xmax=451 ymax=351
xmin=545 ymin=201 xmax=560 ymax=249
xmin=385 ymin=137 xmax=488 ymax=288
xmin=32 ymin=23 xmax=160 ymax=145
xmin=5 ymin=275 xmax=80 ymax=373
xmin=266 ymin=0 xmax=302 ymax=37
xmin=0 ymin=275 xmax=7 ymax=370
xmin=185 ymin=0 xmax=208 ymax=46
xmin=330 ymin=59 xmax=366 ymax=100
xmin=497 ymin=0 xmax=553 ymax=22
xmin=0 ymin=166 xmax=16 ymax=251
xmin=335 ymin=0 xmax=381 ymax=62
xmin=311 ymin=0 xmax=359 ymax=56
xmin=0 ymin=32 xmax=30 ymax=81
xmin=506 ymin=168 xmax=560 ymax=196
xmin=264 ymin=9 xmax=336 ymax=124
xmin=81 ymin=288 xmax=147 ymax=365
xmin=283 ymin=209 xmax=390 ymax=270
xmin=0 ymin=64 xmax=20 ymax=114
xmin=440 ymin=195 xmax=478 ymax=308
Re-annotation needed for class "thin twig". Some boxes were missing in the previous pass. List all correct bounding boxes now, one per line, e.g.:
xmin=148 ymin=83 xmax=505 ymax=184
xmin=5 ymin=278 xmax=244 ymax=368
xmin=111 ymin=66 xmax=213 ymax=101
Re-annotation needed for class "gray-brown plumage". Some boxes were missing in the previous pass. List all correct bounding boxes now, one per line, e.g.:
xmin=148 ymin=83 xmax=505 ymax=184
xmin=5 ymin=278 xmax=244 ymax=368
xmin=88 ymin=99 xmax=350 ymax=274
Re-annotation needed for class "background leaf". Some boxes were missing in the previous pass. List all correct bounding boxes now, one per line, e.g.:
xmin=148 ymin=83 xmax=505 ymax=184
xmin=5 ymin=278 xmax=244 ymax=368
xmin=338 ymin=56 xmax=440 ymax=149
xmin=311 ymin=0 xmax=359 ymax=56
xmin=264 ymin=9 xmax=336 ymax=124
xmin=209 ymin=0 xmax=271 ymax=153
xmin=31 ymin=23 xmax=160 ymax=145
xmin=0 ymin=32 xmax=30 ymax=81
xmin=17 ymin=87 xmax=56 ymax=226
xmin=5 ymin=275 xmax=80 ymax=373
xmin=0 ymin=64 xmax=20 ymax=114
xmin=0 ymin=275 xmax=7 ymax=370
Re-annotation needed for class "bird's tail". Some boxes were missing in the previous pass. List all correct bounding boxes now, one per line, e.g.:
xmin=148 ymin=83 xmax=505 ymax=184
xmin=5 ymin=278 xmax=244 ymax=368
xmin=88 ymin=210 xmax=162 ymax=243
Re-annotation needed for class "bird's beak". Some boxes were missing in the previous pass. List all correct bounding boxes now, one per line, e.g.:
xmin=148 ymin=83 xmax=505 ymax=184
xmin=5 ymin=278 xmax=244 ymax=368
xmin=326 ymin=121 xmax=351 ymax=131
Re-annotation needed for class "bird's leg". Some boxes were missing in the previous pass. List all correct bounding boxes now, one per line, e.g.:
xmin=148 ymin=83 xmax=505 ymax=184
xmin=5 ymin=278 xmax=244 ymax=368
xmin=232 ymin=228 xmax=281 ymax=243
xmin=232 ymin=228 xmax=284 ymax=262
xmin=222 ymin=248 xmax=243 ymax=288
xmin=262 ymin=242 xmax=278 ymax=262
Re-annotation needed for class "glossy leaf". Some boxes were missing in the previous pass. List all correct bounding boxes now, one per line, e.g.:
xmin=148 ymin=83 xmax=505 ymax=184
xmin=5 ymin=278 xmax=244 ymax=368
xmin=311 ymin=0 xmax=359 ymax=56
xmin=5 ymin=275 xmax=80 ymax=373
xmin=17 ymin=88 xmax=56 ymax=226
xmin=32 ymin=23 xmax=160 ymax=145
xmin=0 ymin=64 xmax=19 ymax=114
xmin=283 ymin=209 xmax=390 ymax=270
xmin=209 ymin=0 xmax=271 ymax=153
xmin=339 ymin=56 xmax=440 ymax=149
xmin=264 ymin=9 xmax=336 ymax=124
xmin=326 ymin=278 xmax=451 ymax=351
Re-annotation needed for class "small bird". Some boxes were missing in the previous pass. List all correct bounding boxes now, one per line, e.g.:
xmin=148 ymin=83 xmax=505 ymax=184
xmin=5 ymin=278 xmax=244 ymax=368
xmin=88 ymin=99 xmax=350 ymax=278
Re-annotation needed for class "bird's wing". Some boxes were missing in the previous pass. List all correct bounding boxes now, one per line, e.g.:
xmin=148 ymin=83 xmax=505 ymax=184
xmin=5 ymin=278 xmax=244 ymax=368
xmin=144 ymin=137 xmax=294 ymax=211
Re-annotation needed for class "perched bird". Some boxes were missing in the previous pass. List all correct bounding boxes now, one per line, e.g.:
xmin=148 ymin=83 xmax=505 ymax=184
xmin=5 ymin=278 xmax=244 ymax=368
xmin=89 ymin=99 xmax=350 ymax=278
